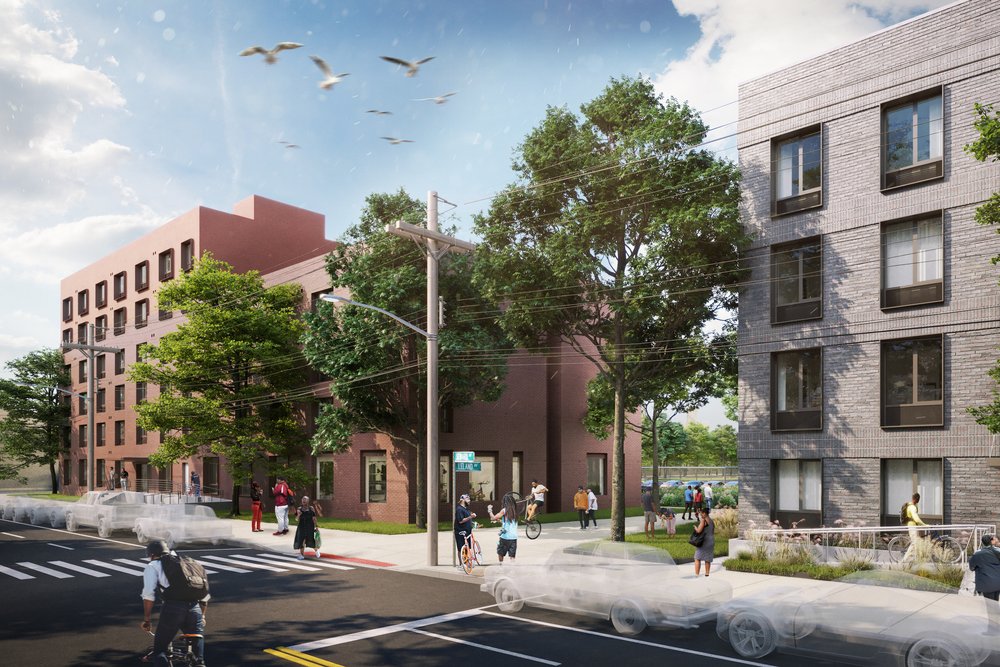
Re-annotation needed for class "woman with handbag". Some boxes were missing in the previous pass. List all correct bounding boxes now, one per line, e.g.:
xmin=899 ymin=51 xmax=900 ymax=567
xmin=690 ymin=507 xmax=715 ymax=577
xmin=293 ymin=496 xmax=323 ymax=560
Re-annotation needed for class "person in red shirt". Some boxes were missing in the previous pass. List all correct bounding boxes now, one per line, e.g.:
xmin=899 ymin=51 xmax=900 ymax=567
xmin=272 ymin=477 xmax=293 ymax=536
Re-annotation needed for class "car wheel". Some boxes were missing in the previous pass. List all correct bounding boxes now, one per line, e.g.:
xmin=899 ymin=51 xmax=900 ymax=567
xmin=610 ymin=599 xmax=647 ymax=636
xmin=906 ymin=638 xmax=966 ymax=667
xmin=97 ymin=516 xmax=112 ymax=538
xmin=65 ymin=513 xmax=78 ymax=532
xmin=494 ymin=580 xmax=523 ymax=613
xmin=134 ymin=524 xmax=148 ymax=545
xmin=728 ymin=611 xmax=777 ymax=659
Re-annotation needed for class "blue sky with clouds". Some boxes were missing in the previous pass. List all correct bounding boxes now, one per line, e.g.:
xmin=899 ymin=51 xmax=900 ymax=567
xmin=0 ymin=0 xmax=954 ymax=424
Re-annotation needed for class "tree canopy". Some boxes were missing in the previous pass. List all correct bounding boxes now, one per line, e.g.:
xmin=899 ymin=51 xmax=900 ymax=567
xmin=473 ymin=76 xmax=749 ymax=540
xmin=0 ymin=349 xmax=71 ymax=491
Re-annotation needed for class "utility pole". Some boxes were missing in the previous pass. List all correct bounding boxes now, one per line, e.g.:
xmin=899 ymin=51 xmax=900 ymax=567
xmin=386 ymin=191 xmax=474 ymax=566
xmin=62 ymin=323 xmax=122 ymax=492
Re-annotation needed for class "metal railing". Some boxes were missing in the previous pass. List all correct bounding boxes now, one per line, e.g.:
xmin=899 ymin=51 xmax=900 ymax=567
xmin=641 ymin=466 xmax=739 ymax=482
xmin=124 ymin=477 xmax=224 ymax=503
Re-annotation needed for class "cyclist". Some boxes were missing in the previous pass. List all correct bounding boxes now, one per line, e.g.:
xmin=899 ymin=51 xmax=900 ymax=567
xmin=526 ymin=479 xmax=548 ymax=522
xmin=489 ymin=494 xmax=519 ymax=565
xmin=454 ymin=493 xmax=476 ymax=563
xmin=902 ymin=492 xmax=927 ymax=562
xmin=140 ymin=540 xmax=208 ymax=667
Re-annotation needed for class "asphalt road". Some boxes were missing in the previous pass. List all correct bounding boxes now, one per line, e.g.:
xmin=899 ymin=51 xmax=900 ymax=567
xmin=0 ymin=518 xmax=851 ymax=666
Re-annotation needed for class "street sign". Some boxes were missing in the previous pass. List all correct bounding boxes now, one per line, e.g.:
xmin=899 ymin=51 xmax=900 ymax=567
xmin=453 ymin=451 xmax=475 ymax=463
xmin=454 ymin=462 xmax=482 ymax=472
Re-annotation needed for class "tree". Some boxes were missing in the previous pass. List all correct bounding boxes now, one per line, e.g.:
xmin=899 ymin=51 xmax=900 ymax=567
xmin=965 ymin=103 xmax=1000 ymax=432
xmin=641 ymin=416 xmax=685 ymax=465
xmin=129 ymin=255 xmax=311 ymax=514
xmin=0 ymin=349 xmax=71 ymax=491
xmin=302 ymin=190 xmax=512 ymax=528
xmin=474 ymin=77 xmax=748 ymax=540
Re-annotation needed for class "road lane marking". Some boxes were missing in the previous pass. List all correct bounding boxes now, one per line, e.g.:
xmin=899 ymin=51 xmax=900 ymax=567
xmin=0 ymin=564 xmax=34 ymax=580
xmin=1 ymin=532 xmax=25 ymax=538
xmin=256 ymin=553 xmax=353 ymax=571
xmin=264 ymin=647 xmax=346 ymax=666
xmin=201 ymin=555 xmax=289 ymax=572
xmin=47 ymin=543 xmax=73 ymax=550
xmin=409 ymin=627 xmax=560 ymax=665
xmin=289 ymin=608 xmax=486 ymax=652
xmin=84 ymin=559 xmax=144 ymax=576
xmin=114 ymin=557 xmax=219 ymax=575
xmin=48 ymin=560 xmax=110 ymax=577
xmin=225 ymin=554 xmax=321 ymax=571
xmin=193 ymin=559 xmax=252 ymax=573
xmin=17 ymin=561 xmax=73 ymax=579
xmin=480 ymin=611 xmax=772 ymax=666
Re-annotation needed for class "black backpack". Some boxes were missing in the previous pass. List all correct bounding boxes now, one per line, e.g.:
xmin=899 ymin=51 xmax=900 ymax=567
xmin=160 ymin=553 xmax=210 ymax=602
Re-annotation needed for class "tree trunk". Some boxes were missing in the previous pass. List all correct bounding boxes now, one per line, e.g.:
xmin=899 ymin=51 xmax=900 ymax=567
xmin=651 ymin=402 xmax=659 ymax=504
xmin=49 ymin=460 xmax=59 ymax=494
xmin=611 ymin=362 xmax=627 ymax=541
xmin=230 ymin=482 xmax=242 ymax=515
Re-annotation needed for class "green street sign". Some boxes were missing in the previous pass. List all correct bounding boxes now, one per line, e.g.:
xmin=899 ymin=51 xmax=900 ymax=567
xmin=454 ymin=462 xmax=482 ymax=472
xmin=453 ymin=451 xmax=475 ymax=463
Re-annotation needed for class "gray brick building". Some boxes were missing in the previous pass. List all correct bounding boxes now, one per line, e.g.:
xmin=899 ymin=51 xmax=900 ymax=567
xmin=736 ymin=0 xmax=1000 ymax=532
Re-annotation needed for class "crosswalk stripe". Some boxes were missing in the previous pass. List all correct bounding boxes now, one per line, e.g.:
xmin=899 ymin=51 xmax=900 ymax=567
xmin=114 ymin=558 xmax=219 ymax=576
xmin=225 ymin=554 xmax=321 ymax=571
xmin=49 ymin=560 xmax=110 ymax=577
xmin=84 ymin=559 xmax=144 ymax=576
xmin=200 ymin=555 xmax=289 ymax=572
xmin=0 ymin=564 xmax=34 ymax=580
xmin=192 ymin=559 xmax=252 ymax=574
xmin=257 ymin=553 xmax=353 ymax=571
xmin=18 ymin=561 xmax=73 ymax=579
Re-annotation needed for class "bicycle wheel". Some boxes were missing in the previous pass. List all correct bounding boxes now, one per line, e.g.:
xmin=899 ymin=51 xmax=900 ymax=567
xmin=887 ymin=535 xmax=909 ymax=562
xmin=525 ymin=518 xmax=541 ymax=540
xmin=932 ymin=536 xmax=961 ymax=564
xmin=473 ymin=537 xmax=483 ymax=565
xmin=460 ymin=545 xmax=474 ymax=574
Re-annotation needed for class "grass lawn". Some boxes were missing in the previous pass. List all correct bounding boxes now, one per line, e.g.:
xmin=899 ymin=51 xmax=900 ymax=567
xmin=623 ymin=521 xmax=730 ymax=563
xmin=21 ymin=492 xmax=80 ymax=502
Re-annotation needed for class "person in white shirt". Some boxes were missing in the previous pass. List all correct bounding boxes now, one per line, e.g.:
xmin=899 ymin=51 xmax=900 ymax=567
xmin=586 ymin=487 xmax=598 ymax=528
xmin=527 ymin=479 xmax=548 ymax=522
xmin=140 ymin=540 xmax=208 ymax=666
xmin=703 ymin=482 xmax=714 ymax=510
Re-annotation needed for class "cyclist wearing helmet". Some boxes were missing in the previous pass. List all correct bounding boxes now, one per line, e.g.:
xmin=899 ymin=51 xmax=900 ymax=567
xmin=140 ymin=540 xmax=208 ymax=666
xmin=454 ymin=493 xmax=476 ymax=561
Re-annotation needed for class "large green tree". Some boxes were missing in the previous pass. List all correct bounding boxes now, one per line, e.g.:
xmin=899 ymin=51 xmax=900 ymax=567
xmin=473 ymin=76 xmax=748 ymax=540
xmin=965 ymin=103 xmax=1000 ymax=432
xmin=0 ymin=349 xmax=71 ymax=491
xmin=129 ymin=255 xmax=311 ymax=513
xmin=302 ymin=190 xmax=512 ymax=528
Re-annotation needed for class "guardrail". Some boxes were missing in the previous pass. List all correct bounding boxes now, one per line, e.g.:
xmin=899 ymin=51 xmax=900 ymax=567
xmin=130 ymin=478 xmax=224 ymax=503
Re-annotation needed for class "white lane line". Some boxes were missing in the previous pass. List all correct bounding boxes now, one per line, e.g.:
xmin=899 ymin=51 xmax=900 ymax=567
xmin=114 ymin=557 xmax=219 ymax=576
xmin=48 ymin=561 xmax=110 ymax=577
xmin=1 ymin=532 xmax=25 ymax=539
xmin=255 ymin=553 xmax=353 ymax=571
xmin=408 ymin=627 xmax=560 ymax=665
xmin=480 ymin=611 xmax=772 ymax=667
xmin=0 ymin=564 xmax=34 ymax=580
xmin=47 ymin=543 xmax=73 ymax=550
xmin=192 ymin=559 xmax=252 ymax=574
xmin=18 ymin=561 xmax=73 ymax=579
xmin=200 ymin=555 xmax=288 ymax=572
xmin=289 ymin=608 xmax=485 ymax=652
xmin=84 ymin=559 xmax=144 ymax=576
xmin=225 ymin=554 xmax=321 ymax=572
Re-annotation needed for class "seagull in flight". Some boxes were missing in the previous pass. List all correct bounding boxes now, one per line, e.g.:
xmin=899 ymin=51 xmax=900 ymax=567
xmin=380 ymin=55 xmax=434 ymax=77
xmin=381 ymin=136 xmax=414 ymax=145
xmin=239 ymin=42 xmax=303 ymax=64
xmin=277 ymin=141 xmax=301 ymax=149
xmin=366 ymin=109 xmax=393 ymax=116
xmin=414 ymin=92 xmax=457 ymax=105
xmin=309 ymin=56 xmax=349 ymax=90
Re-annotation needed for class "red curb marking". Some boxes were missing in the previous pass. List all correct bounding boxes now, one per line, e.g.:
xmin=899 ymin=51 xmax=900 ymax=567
xmin=318 ymin=553 xmax=395 ymax=568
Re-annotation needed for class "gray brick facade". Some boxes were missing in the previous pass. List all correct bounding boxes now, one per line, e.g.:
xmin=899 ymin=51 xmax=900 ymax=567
xmin=736 ymin=0 xmax=1000 ymax=533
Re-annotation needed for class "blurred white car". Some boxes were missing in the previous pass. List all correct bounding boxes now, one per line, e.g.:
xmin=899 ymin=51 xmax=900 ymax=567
xmin=64 ymin=490 xmax=164 ymax=537
xmin=133 ymin=504 xmax=231 ymax=548
xmin=1 ymin=494 xmax=32 ymax=522
xmin=29 ymin=498 xmax=68 ymax=527
xmin=715 ymin=570 xmax=995 ymax=666
xmin=481 ymin=541 xmax=732 ymax=635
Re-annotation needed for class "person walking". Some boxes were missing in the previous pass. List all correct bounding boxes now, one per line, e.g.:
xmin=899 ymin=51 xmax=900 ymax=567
xmin=249 ymin=481 xmax=264 ymax=532
xmin=120 ymin=468 xmax=129 ymax=491
xmin=272 ymin=476 xmax=293 ymax=536
xmin=488 ymin=495 xmax=518 ymax=565
xmin=140 ymin=539 xmax=208 ymax=667
xmin=641 ymin=488 xmax=656 ymax=539
xmin=190 ymin=471 xmax=201 ymax=502
xmin=107 ymin=467 xmax=116 ymax=491
xmin=703 ymin=482 xmax=713 ymax=510
xmin=693 ymin=486 xmax=704 ymax=514
xmin=902 ymin=492 xmax=927 ymax=562
xmin=586 ymin=487 xmax=598 ymax=528
xmin=573 ymin=486 xmax=589 ymax=529
xmin=692 ymin=507 xmax=715 ymax=577
xmin=454 ymin=493 xmax=476 ymax=564
xmin=293 ymin=496 xmax=322 ymax=559
xmin=682 ymin=485 xmax=694 ymax=520
xmin=969 ymin=534 xmax=1000 ymax=602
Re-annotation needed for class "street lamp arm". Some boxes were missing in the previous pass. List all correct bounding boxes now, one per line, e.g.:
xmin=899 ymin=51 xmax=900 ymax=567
xmin=13 ymin=381 xmax=87 ymax=400
xmin=319 ymin=294 xmax=433 ymax=339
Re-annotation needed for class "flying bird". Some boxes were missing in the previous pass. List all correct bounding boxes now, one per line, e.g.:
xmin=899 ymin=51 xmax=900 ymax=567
xmin=309 ymin=55 xmax=349 ymax=90
xmin=366 ymin=109 xmax=393 ymax=116
xmin=381 ymin=136 xmax=414 ymax=145
xmin=380 ymin=55 xmax=434 ymax=77
xmin=414 ymin=92 xmax=456 ymax=105
xmin=239 ymin=42 xmax=303 ymax=64
xmin=277 ymin=141 xmax=301 ymax=149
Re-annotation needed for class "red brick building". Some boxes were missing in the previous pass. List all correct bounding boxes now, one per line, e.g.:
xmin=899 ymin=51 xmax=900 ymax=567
xmin=59 ymin=195 xmax=640 ymax=521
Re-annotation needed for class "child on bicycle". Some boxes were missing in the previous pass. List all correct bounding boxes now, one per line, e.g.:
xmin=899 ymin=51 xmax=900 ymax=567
xmin=454 ymin=493 xmax=476 ymax=562
xmin=489 ymin=493 xmax=519 ymax=565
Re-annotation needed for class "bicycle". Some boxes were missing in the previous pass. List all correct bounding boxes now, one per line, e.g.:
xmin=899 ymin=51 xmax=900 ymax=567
xmin=504 ymin=491 xmax=541 ymax=540
xmin=141 ymin=631 xmax=203 ymax=666
xmin=460 ymin=521 xmax=484 ymax=574
xmin=886 ymin=530 xmax=962 ymax=564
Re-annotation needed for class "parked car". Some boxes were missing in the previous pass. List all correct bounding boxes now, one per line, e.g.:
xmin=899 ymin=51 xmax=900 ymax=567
xmin=133 ymin=504 xmax=231 ymax=548
xmin=724 ymin=480 xmax=739 ymax=488
xmin=1 ymin=494 xmax=32 ymax=522
xmin=482 ymin=541 xmax=732 ymax=636
xmin=685 ymin=480 xmax=703 ymax=488
xmin=705 ymin=480 xmax=722 ymax=487
xmin=64 ymin=490 xmax=165 ymax=537
xmin=715 ymin=570 xmax=994 ymax=666
xmin=660 ymin=480 xmax=683 ymax=489
xmin=29 ymin=498 xmax=68 ymax=527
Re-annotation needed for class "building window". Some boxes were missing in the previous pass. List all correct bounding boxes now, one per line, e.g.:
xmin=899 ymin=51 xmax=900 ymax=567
xmin=114 ymin=384 xmax=125 ymax=410
xmin=115 ymin=351 xmax=125 ymax=375
xmin=78 ymin=392 xmax=88 ymax=415
xmin=881 ymin=213 xmax=943 ymax=310
xmin=771 ymin=348 xmax=822 ymax=431
xmin=439 ymin=454 xmax=450 ymax=504
xmin=78 ymin=459 xmax=86 ymax=484
xmin=95 ymin=315 xmax=108 ymax=342
xmin=114 ymin=271 xmax=127 ymax=300
xmin=62 ymin=459 xmax=71 ymax=486
xmin=114 ymin=420 xmax=125 ymax=446
xmin=363 ymin=452 xmax=387 ymax=503
xmin=96 ymin=280 xmax=108 ymax=308
xmin=136 ymin=424 xmax=147 ymax=445
xmin=96 ymin=422 xmax=106 ymax=447
xmin=136 ymin=299 xmax=149 ymax=328
xmin=468 ymin=453 xmax=496 ymax=502
xmin=159 ymin=304 xmax=173 ymax=321
xmin=113 ymin=307 xmax=127 ymax=336
xmin=78 ymin=424 xmax=87 ymax=449
xmin=441 ymin=401 xmax=454 ymax=434
xmin=587 ymin=454 xmax=606 ymax=496
xmin=881 ymin=88 xmax=943 ymax=190
xmin=96 ymin=459 xmax=105 ymax=486
xmin=318 ymin=455 xmax=335 ymax=500
xmin=203 ymin=457 xmax=219 ymax=494
xmin=181 ymin=239 xmax=195 ymax=272
xmin=159 ymin=249 xmax=174 ymax=281
xmin=771 ymin=237 xmax=822 ymax=324
xmin=771 ymin=125 xmax=822 ymax=216
xmin=77 ymin=322 xmax=88 ymax=344
xmin=62 ymin=328 xmax=73 ymax=345
xmin=135 ymin=261 xmax=149 ymax=292
xmin=62 ymin=297 xmax=73 ymax=322
xmin=882 ymin=458 xmax=942 ymax=525
xmin=512 ymin=452 xmax=523 ymax=497
xmin=136 ymin=382 xmax=147 ymax=403
xmin=96 ymin=387 xmax=106 ymax=413
xmin=96 ymin=354 xmax=106 ymax=379
xmin=78 ymin=360 xmax=87 ymax=384
xmin=881 ymin=335 xmax=943 ymax=428
xmin=772 ymin=459 xmax=822 ymax=527
xmin=78 ymin=290 xmax=89 ymax=316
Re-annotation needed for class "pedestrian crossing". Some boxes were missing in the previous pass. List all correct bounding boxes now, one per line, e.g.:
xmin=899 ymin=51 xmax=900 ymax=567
xmin=0 ymin=552 xmax=355 ymax=582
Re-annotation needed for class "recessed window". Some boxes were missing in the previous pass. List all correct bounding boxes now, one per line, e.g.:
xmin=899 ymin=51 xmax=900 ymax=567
xmin=96 ymin=387 xmax=106 ymax=412
xmin=512 ymin=452 xmax=523 ymax=497
xmin=78 ymin=290 xmax=89 ymax=316
xmin=318 ymin=455 xmax=335 ymax=500
xmin=62 ymin=297 xmax=73 ymax=322
xmin=62 ymin=328 xmax=73 ymax=345
xmin=95 ymin=281 xmax=108 ymax=308
xmin=113 ymin=307 xmax=127 ymax=336
xmin=78 ymin=460 xmax=86 ymax=484
xmin=881 ymin=335 xmax=943 ymax=428
xmin=114 ymin=384 xmax=125 ymax=410
xmin=881 ymin=88 xmax=943 ymax=190
xmin=363 ymin=452 xmax=387 ymax=503
xmin=114 ymin=420 xmax=125 ymax=446
xmin=882 ymin=458 xmax=942 ymax=525
xmin=468 ymin=453 xmax=496 ymax=502
xmin=158 ymin=303 xmax=173 ymax=321
xmin=77 ymin=322 xmax=88 ymax=344
xmin=114 ymin=271 xmax=127 ymax=300
xmin=159 ymin=249 xmax=175 ymax=281
xmin=136 ymin=382 xmax=147 ymax=403
xmin=78 ymin=392 xmax=88 ymax=415
xmin=771 ymin=125 xmax=822 ymax=216
xmin=136 ymin=424 xmax=147 ymax=445
xmin=136 ymin=299 xmax=149 ymax=329
xmin=771 ymin=348 xmax=822 ymax=431
xmin=95 ymin=315 xmax=108 ymax=342
xmin=772 ymin=459 xmax=822 ymax=527
xmin=881 ymin=212 xmax=943 ymax=309
xmin=62 ymin=459 xmax=70 ymax=486
xmin=96 ymin=422 xmax=106 ymax=447
xmin=587 ymin=453 xmax=606 ymax=496
xmin=135 ymin=261 xmax=149 ymax=292
xmin=96 ymin=354 xmax=106 ymax=379
xmin=78 ymin=360 xmax=87 ymax=384
xmin=78 ymin=425 xmax=87 ymax=449
xmin=181 ymin=239 xmax=195 ymax=272
xmin=114 ymin=351 xmax=125 ymax=375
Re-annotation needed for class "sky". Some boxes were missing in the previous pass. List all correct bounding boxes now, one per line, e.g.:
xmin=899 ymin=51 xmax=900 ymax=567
xmin=0 ymin=0 xmax=956 ymax=425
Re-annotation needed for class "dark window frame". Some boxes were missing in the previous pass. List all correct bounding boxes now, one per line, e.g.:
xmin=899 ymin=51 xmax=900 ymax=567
xmin=136 ymin=424 xmax=147 ymax=445
xmin=77 ymin=322 xmax=88 ymax=344
xmin=586 ymin=453 xmax=607 ymax=496
xmin=880 ymin=86 xmax=944 ymax=191
xmin=362 ymin=450 xmax=388 ymax=503
xmin=880 ymin=334 xmax=944 ymax=428
xmin=180 ymin=239 xmax=195 ymax=272
xmin=114 ymin=350 xmax=125 ymax=375
xmin=96 ymin=387 xmax=106 ymax=413
xmin=113 ymin=307 xmax=126 ymax=336
xmin=770 ymin=124 xmax=823 ymax=217
xmin=96 ymin=422 xmax=106 ymax=447
xmin=114 ymin=420 xmax=125 ymax=446
xmin=135 ymin=299 xmax=149 ymax=329
xmin=114 ymin=384 xmax=125 ymax=410
xmin=159 ymin=249 xmax=175 ymax=281
xmin=95 ymin=281 xmax=108 ymax=308
xmin=62 ymin=297 xmax=73 ymax=322
xmin=77 ymin=290 xmax=89 ymax=316
xmin=880 ymin=458 xmax=944 ymax=525
xmin=771 ymin=348 xmax=823 ymax=431
xmin=771 ymin=458 xmax=823 ymax=528
xmin=113 ymin=271 xmax=127 ymax=301
xmin=880 ymin=211 xmax=944 ymax=310
xmin=135 ymin=260 xmax=150 ymax=292
xmin=95 ymin=315 xmax=108 ymax=342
